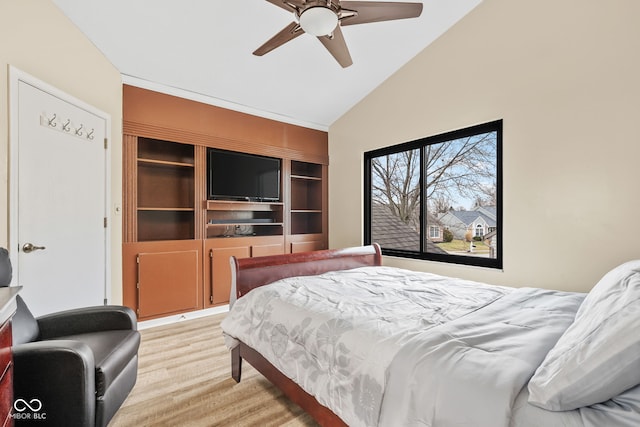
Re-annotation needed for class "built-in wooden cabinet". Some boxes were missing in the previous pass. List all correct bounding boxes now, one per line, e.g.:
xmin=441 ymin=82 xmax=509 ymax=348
xmin=122 ymin=85 xmax=328 ymax=320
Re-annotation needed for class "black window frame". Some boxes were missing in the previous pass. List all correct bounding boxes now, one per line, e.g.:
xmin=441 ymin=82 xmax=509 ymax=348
xmin=364 ymin=120 xmax=503 ymax=269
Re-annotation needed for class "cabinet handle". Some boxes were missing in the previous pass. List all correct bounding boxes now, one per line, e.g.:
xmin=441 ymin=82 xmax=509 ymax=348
xmin=135 ymin=255 xmax=141 ymax=315
xmin=209 ymin=249 xmax=214 ymax=304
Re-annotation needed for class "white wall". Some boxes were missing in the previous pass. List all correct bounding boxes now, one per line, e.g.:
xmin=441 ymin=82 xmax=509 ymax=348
xmin=329 ymin=0 xmax=640 ymax=293
xmin=0 ymin=0 xmax=124 ymax=303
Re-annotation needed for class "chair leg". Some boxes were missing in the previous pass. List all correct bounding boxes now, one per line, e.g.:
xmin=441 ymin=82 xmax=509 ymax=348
xmin=231 ymin=345 xmax=242 ymax=383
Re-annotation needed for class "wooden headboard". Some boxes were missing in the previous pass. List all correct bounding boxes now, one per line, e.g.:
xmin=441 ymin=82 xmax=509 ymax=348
xmin=230 ymin=244 xmax=382 ymax=303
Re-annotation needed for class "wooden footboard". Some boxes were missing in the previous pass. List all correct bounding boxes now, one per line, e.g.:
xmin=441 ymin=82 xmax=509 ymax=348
xmin=232 ymin=341 xmax=347 ymax=426
xmin=228 ymin=244 xmax=382 ymax=427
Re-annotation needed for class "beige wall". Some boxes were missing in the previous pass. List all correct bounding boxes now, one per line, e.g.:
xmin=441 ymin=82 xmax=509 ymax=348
xmin=0 ymin=0 xmax=124 ymax=302
xmin=329 ymin=0 xmax=640 ymax=293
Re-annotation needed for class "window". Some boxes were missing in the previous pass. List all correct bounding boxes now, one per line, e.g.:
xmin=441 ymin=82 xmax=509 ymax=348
xmin=365 ymin=120 xmax=502 ymax=269
xmin=429 ymin=225 xmax=440 ymax=240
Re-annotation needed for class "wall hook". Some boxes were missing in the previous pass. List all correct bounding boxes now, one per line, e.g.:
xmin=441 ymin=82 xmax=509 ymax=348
xmin=75 ymin=124 xmax=84 ymax=137
xmin=87 ymin=128 xmax=95 ymax=140
xmin=47 ymin=113 xmax=57 ymax=127
xmin=62 ymin=119 xmax=71 ymax=132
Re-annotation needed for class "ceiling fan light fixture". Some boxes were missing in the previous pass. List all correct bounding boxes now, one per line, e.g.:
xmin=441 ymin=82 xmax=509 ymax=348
xmin=299 ymin=6 xmax=338 ymax=36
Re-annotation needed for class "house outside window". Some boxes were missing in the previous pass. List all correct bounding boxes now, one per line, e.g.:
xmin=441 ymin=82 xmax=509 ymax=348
xmin=429 ymin=225 xmax=440 ymax=240
xmin=365 ymin=120 xmax=502 ymax=269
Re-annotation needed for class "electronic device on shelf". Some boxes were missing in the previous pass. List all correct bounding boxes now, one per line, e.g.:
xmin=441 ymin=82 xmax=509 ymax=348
xmin=207 ymin=148 xmax=281 ymax=202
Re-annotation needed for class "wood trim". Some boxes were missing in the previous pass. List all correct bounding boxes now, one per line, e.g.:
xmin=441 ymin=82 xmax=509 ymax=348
xmin=321 ymin=164 xmax=329 ymax=249
xmin=282 ymin=159 xmax=292 ymax=237
xmin=194 ymin=145 xmax=207 ymax=240
xmin=123 ymin=85 xmax=328 ymax=165
xmin=123 ymin=121 xmax=329 ymax=165
xmin=122 ymin=134 xmax=138 ymax=243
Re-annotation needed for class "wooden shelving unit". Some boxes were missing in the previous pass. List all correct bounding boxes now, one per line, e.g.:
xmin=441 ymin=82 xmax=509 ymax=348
xmin=136 ymin=138 xmax=195 ymax=241
xmin=290 ymin=160 xmax=324 ymax=238
xmin=122 ymin=85 xmax=328 ymax=320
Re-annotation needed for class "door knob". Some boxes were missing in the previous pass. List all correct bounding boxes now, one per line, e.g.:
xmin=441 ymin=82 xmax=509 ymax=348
xmin=22 ymin=243 xmax=46 ymax=253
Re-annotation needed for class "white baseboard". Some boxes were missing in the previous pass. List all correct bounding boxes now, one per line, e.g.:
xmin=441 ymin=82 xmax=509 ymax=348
xmin=137 ymin=305 xmax=229 ymax=330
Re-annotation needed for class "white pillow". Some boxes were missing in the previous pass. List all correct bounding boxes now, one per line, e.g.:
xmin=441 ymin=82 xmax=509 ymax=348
xmin=528 ymin=260 xmax=640 ymax=411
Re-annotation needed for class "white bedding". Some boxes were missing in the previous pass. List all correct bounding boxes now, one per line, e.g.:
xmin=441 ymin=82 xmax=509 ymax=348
xmin=222 ymin=266 xmax=510 ymax=426
xmin=379 ymin=286 xmax=584 ymax=426
xmin=221 ymin=265 xmax=640 ymax=427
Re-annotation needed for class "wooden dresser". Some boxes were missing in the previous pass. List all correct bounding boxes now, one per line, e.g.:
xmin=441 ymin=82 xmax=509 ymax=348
xmin=0 ymin=287 xmax=20 ymax=427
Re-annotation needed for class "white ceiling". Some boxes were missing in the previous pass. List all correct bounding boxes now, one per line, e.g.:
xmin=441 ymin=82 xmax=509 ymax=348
xmin=52 ymin=0 xmax=481 ymax=130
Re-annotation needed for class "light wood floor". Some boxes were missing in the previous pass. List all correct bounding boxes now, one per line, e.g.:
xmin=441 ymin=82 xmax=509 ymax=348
xmin=109 ymin=313 xmax=318 ymax=427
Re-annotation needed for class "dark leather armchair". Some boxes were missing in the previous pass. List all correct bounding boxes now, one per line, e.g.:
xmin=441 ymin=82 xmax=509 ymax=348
xmin=0 ymin=248 xmax=140 ymax=426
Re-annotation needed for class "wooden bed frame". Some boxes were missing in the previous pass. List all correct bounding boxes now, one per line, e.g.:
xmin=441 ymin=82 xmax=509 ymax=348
xmin=229 ymin=244 xmax=382 ymax=427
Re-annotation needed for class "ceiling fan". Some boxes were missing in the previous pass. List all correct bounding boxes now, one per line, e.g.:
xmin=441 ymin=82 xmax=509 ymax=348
xmin=254 ymin=0 xmax=424 ymax=68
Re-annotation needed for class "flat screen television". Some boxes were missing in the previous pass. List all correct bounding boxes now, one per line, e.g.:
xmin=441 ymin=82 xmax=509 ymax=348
xmin=207 ymin=148 xmax=281 ymax=201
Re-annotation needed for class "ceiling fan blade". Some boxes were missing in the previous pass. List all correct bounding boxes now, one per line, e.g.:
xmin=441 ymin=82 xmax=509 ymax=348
xmin=265 ymin=0 xmax=305 ymax=13
xmin=340 ymin=1 xmax=423 ymax=26
xmin=253 ymin=22 xmax=304 ymax=56
xmin=318 ymin=25 xmax=353 ymax=68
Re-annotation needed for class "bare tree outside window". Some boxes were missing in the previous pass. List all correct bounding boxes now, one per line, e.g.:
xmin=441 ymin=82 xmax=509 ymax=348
xmin=371 ymin=149 xmax=420 ymax=233
xmin=365 ymin=121 xmax=502 ymax=269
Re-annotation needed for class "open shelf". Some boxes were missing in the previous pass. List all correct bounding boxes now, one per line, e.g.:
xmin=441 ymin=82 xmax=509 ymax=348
xmin=290 ymin=161 xmax=323 ymax=235
xmin=291 ymin=161 xmax=322 ymax=179
xmin=137 ymin=210 xmax=195 ymax=241
xmin=206 ymin=200 xmax=284 ymax=238
xmin=135 ymin=138 xmax=195 ymax=241
xmin=138 ymin=137 xmax=194 ymax=165
xmin=290 ymin=211 xmax=323 ymax=235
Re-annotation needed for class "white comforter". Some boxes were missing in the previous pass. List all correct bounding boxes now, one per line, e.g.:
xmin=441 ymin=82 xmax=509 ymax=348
xmin=222 ymin=266 xmax=513 ymax=426
xmin=378 ymin=286 xmax=584 ymax=426
xmin=221 ymin=265 xmax=640 ymax=427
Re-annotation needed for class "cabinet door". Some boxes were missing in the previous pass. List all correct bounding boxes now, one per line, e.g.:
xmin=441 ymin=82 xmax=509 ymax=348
xmin=251 ymin=242 xmax=285 ymax=257
xmin=207 ymin=246 xmax=250 ymax=306
xmin=138 ymin=250 xmax=200 ymax=318
xmin=290 ymin=240 xmax=325 ymax=253
xmin=123 ymin=240 xmax=202 ymax=319
xmin=287 ymin=233 xmax=327 ymax=254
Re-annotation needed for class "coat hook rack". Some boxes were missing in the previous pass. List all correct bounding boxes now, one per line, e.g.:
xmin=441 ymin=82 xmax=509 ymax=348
xmin=40 ymin=113 xmax=99 ymax=143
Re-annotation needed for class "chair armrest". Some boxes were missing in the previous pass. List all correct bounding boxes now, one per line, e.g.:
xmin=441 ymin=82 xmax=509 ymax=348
xmin=37 ymin=305 xmax=137 ymax=339
xmin=12 ymin=340 xmax=96 ymax=426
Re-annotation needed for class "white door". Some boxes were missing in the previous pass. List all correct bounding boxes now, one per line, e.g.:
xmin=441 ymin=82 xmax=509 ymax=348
xmin=10 ymin=71 xmax=109 ymax=317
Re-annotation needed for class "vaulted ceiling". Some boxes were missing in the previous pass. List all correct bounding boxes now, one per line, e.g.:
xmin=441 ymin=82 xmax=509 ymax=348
xmin=52 ymin=0 xmax=481 ymax=129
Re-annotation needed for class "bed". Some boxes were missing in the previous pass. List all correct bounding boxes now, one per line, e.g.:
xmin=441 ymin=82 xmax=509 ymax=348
xmin=221 ymin=244 xmax=640 ymax=426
